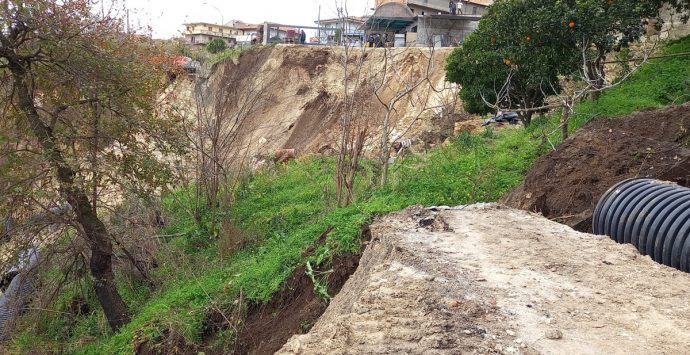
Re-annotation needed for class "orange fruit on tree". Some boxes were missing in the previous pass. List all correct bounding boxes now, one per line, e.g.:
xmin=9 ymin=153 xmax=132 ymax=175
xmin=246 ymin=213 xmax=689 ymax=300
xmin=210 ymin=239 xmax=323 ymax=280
xmin=569 ymin=20 xmax=575 ymax=28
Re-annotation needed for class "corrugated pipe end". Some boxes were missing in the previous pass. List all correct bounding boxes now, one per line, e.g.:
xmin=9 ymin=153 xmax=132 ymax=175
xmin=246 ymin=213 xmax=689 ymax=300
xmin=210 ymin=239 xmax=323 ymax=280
xmin=593 ymin=178 xmax=690 ymax=271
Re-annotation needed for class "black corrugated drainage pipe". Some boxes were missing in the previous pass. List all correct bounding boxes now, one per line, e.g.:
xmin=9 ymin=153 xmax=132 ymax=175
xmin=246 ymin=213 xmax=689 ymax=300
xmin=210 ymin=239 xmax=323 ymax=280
xmin=593 ymin=178 xmax=690 ymax=271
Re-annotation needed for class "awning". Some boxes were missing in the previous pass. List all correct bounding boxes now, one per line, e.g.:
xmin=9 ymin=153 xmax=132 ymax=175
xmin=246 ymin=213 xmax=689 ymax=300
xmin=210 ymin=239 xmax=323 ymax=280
xmin=364 ymin=3 xmax=416 ymax=32
xmin=365 ymin=17 xmax=416 ymax=31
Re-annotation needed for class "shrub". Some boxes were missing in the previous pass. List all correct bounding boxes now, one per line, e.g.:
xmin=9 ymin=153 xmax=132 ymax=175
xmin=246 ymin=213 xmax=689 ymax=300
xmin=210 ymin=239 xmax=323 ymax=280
xmin=207 ymin=38 xmax=228 ymax=54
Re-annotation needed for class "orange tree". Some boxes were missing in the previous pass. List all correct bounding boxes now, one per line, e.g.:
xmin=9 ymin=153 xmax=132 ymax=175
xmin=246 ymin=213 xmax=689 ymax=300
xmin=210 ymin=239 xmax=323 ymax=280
xmin=446 ymin=0 xmax=686 ymax=122
xmin=446 ymin=0 xmax=578 ymax=125
xmin=0 ymin=0 xmax=186 ymax=330
xmin=562 ymin=0 xmax=674 ymax=95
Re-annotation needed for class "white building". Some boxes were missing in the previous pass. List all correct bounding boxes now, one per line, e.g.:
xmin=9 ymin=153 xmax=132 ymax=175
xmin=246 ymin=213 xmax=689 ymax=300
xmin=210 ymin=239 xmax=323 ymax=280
xmin=182 ymin=22 xmax=242 ymax=47
xmin=315 ymin=16 xmax=367 ymax=44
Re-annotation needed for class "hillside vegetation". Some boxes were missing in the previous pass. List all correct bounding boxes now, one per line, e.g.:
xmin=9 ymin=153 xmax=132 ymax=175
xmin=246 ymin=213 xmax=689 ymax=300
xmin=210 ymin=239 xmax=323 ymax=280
xmin=10 ymin=35 xmax=690 ymax=355
xmin=573 ymin=35 xmax=690 ymax=125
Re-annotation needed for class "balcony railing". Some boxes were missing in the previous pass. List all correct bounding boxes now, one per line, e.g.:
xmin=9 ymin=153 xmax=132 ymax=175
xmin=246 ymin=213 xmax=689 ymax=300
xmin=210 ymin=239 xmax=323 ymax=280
xmin=186 ymin=29 xmax=240 ymax=38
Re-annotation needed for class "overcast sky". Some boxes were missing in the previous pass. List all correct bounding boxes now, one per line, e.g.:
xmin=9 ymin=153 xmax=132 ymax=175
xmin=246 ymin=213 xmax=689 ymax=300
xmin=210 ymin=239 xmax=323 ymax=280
xmin=120 ymin=0 xmax=373 ymax=38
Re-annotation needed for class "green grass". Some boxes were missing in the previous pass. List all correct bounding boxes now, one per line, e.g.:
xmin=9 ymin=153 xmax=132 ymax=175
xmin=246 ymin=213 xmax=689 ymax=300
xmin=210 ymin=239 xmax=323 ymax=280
xmin=47 ymin=126 xmax=539 ymax=354
xmin=207 ymin=45 xmax=259 ymax=66
xmin=11 ymin=35 xmax=690 ymax=355
xmin=571 ymin=35 xmax=690 ymax=130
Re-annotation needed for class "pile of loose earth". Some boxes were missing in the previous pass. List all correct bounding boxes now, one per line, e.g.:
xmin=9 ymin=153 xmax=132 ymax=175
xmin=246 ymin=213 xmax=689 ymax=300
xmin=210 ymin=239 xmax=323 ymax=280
xmin=502 ymin=103 xmax=690 ymax=231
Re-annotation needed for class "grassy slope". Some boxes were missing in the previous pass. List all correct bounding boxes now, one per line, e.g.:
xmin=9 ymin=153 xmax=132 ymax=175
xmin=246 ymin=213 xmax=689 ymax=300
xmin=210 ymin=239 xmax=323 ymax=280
xmin=12 ymin=35 xmax=690 ymax=354
xmin=61 ymin=128 xmax=539 ymax=354
xmin=571 ymin=36 xmax=690 ymax=129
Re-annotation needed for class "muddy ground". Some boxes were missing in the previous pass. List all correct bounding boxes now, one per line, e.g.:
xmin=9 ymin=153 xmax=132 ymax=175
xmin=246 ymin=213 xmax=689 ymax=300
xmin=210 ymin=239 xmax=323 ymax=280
xmin=502 ymin=104 xmax=690 ymax=231
xmin=278 ymin=205 xmax=690 ymax=354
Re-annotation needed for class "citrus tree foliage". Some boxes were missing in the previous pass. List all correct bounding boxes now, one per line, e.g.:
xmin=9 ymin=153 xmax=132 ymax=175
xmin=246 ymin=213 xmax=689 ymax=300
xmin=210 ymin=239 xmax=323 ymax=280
xmin=446 ymin=0 xmax=578 ymax=124
xmin=446 ymin=0 xmax=686 ymax=121
xmin=0 ymin=0 xmax=187 ymax=330
xmin=207 ymin=38 xmax=228 ymax=53
xmin=561 ymin=0 xmax=672 ymax=91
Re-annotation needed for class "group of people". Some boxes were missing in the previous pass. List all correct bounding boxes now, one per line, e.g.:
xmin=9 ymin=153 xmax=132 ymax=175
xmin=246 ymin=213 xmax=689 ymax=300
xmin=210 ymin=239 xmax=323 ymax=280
xmin=449 ymin=0 xmax=462 ymax=15
xmin=367 ymin=33 xmax=387 ymax=48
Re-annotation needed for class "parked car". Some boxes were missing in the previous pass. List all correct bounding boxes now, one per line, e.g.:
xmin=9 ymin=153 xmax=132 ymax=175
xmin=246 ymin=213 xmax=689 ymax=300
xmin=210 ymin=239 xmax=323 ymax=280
xmin=482 ymin=111 xmax=520 ymax=126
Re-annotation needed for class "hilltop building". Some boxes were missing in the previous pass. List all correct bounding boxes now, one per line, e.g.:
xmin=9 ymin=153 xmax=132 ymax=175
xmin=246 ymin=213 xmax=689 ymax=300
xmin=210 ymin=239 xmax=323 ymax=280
xmin=182 ymin=22 xmax=242 ymax=48
xmin=183 ymin=20 xmax=298 ymax=47
xmin=314 ymin=16 xmax=367 ymax=44
xmin=366 ymin=0 xmax=492 ymax=46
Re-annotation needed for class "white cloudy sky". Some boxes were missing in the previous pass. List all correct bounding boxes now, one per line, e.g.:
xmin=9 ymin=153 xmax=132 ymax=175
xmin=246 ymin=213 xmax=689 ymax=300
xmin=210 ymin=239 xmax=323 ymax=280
xmin=117 ymin=0 xmax=373 ymax=38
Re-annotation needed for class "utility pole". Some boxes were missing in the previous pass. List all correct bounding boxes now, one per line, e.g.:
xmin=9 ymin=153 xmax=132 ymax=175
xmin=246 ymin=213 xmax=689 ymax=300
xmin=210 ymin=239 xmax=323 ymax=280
xmin=318 ymin=5 xmax=321 ymax=43
xmin=263 ymin=22 xmax=269 ymax=45
xmin=203 ymin=2 xmax=224 ymax=25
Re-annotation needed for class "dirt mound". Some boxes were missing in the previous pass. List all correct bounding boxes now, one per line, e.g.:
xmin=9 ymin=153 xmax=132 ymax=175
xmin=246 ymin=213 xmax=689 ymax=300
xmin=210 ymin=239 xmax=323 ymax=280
xmin=279 ymin=205 xmax=690 ymax=354
xmin=501 ymin=104 xmax=690 ymax=232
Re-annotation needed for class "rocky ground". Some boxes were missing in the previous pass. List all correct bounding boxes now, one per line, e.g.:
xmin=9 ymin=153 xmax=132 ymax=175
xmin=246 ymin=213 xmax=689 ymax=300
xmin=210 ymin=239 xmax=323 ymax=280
xmin=279 ymin=205 xmax=690 ymax=354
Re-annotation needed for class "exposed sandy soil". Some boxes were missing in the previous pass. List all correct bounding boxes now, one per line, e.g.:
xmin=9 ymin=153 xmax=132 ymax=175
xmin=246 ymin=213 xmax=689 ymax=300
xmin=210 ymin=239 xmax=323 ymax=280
xmin=166 ymin=45 xmax=464 ymax=171
xmin=502 ymin=104 xmax=690 ymax=232
xmin=279 ymin=205 xmax=690 ymax=354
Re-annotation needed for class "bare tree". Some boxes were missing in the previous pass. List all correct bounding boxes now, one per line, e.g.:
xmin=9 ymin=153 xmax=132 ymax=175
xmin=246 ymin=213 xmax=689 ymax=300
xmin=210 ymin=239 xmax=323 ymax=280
xmin=173 ymin=52 xmax=273 ymax=238
xmin=333 ymin=1 xmax=372 ymax=206
xmin=332 ymin=1 xmax=459 ymax=191
xmin=370 ymin=44 xmax=451 ymax=186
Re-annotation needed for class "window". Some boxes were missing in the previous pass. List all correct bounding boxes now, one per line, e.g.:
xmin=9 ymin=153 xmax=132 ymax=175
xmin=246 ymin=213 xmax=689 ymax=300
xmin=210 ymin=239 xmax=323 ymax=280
xmin=191 ymin=35 xmax=196 ymax=43
xmin=208 ymin=26 xmax=213 ymax=31
xmin=472 ymin=6 xmax=477 ymax=14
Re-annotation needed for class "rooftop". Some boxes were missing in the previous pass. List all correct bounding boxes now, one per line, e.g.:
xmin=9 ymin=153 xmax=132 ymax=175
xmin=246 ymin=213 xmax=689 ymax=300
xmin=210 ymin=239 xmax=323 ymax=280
xmin=316 ymin=16 xmax=368 ymax=24
xmin=183 ymin=22 xmax=235 ymax=27
xmin=463 ymin=0 xmax=492 ymax=6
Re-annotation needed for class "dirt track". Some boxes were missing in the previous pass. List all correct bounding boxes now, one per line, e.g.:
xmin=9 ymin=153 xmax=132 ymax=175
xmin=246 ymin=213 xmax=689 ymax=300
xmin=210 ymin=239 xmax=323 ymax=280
xmin=279 ymin=205 xmax=690 ymax=354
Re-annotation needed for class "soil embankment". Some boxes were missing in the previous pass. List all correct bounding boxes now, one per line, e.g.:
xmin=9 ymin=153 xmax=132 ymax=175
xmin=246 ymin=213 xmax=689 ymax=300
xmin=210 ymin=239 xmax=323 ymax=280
xmin=166 ymin=45 xmax=462 ymax=169
xmin=279 ymin=205 xmax=690 ymax=354
xmin=502 ymin=104 xmax=690 ymax=231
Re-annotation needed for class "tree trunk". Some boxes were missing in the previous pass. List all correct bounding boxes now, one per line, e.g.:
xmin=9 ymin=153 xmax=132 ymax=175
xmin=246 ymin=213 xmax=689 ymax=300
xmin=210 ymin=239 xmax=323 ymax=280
xmin=519 ymin=111 xmax=532 ymax=126
xmin=561 ymin=98 xmax=572 ymax=140
xmin=588 ymin=46 xmax=606 ymax=101
xmin=380 ymin=110 xmax=392 ymax=187
xmin=11 ymin=64 xmax=131 ymax=331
